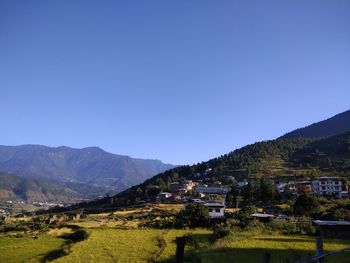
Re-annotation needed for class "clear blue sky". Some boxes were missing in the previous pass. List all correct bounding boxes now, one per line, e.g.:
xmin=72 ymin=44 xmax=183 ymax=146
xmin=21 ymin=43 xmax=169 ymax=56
xmin=1 ymin=1 xmax=349 ymax=165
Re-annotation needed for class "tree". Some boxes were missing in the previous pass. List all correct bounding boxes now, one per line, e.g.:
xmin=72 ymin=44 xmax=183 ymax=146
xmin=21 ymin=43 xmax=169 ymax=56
xmin=236 ymin=205 xmax=257 ymax=221
xmin=260 ymin=177 xmax=277 ymax=203
xmin=293 ymin=193 xmax=320 ymax=216
xmin=175 ymin=203 xmax=210 ymax=228
xmin=226 ymin=182 xmax=238 ymax=207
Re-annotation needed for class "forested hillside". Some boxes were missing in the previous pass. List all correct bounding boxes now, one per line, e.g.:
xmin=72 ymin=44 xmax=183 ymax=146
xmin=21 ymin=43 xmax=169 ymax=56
xmin=0 ymin=145 xmax=175 ymax=198
xmin=81 ymin=132 xmax=350 ymax=209
xmin=0 ymin=173 xmax=81 ymax=202
xmin=281 ymin=109 xmax=350 ymax=138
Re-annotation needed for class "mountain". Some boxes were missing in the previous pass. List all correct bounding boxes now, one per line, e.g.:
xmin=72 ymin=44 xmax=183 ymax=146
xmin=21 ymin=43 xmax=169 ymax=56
xmin=281 ymin=109 xmax=350 ymax=139
xmin=91 ymin=132 xmax=349 ymax=208
xmin=0 ymin=172 xmax=81 ymax=202
xmin=79 ymin=106 xmax=350 ymax=210
xmin=0 ymin=145 xmax=175 ymax=198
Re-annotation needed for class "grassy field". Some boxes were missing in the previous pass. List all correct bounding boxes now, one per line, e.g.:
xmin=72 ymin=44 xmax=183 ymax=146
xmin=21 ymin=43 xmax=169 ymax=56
xmin=0 ymin=227 xmax=349 ymax=262
xmin=52 ymin=228 xmax=211 ymax=263
xmin=194 ymin=231 xmax=350 ymax=263
xmin=0 ymin=233 xmax=66 ymax=263
xmin=1 ymin=203 xmax=350 ymax=263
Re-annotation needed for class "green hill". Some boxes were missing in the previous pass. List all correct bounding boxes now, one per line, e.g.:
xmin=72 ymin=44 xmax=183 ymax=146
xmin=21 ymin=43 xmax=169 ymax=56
xmin=0 ymin=173 xmax=81 ymax=202
xmin=281 ymin=109 xmax=350 ymax=138
xmin=81 ymin=132 xmax=350 ymax=208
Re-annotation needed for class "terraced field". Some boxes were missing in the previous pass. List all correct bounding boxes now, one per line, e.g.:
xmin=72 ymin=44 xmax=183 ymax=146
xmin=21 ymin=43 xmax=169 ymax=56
xmin=196 ymin=231 xmax=350 ymax=263
xmin=0 ymin=227 xmax=350 ymax=263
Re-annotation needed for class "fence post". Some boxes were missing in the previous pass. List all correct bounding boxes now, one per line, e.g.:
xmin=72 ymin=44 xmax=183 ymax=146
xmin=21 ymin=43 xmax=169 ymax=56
xmin=176 ymin=236 xmax=187 ymax=263
xmin=263 ymin=253 xmax=271 ymax=263
xmin=316 ymin=231 xmax=324 ymax=263
xmin=262 ymin=253 xmax=270 ymax=263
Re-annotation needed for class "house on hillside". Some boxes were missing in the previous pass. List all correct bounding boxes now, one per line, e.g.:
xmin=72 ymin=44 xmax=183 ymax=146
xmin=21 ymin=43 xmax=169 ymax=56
xmin=186 ymin=198 xmax=225 ymax=218
xmin=312 ymin=177 xmax=348 ymax=198
xmin=169 ymin=180 xmax=196 ymax=198
xmin=194 ymin=186 xmax=229 ymax=195
xmin=206 ymin=202 xmax=225 ymax=218
xmin=276 ymin=182 xmax=287 ymax=193
xmin=157 ymin=192 xmax=172 ymax=202
xmin=251 ymin=213 xmax=275 ymax=223
xmin=237 ymin=180 xmax=248 ymax=189
xmin=295 ymin=181 xmax=312 ymax=193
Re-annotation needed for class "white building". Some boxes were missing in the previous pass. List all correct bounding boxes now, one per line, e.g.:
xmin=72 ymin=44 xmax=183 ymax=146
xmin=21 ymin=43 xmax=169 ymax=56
xmin=157 ymin=192 xmax=172 ymax=201
xmin=185 ymin=199 xmax=225 ymax=218
xmin=312 ymin=177 xmax=348 ymax=198
xmin=206 ymin=202 xmax=225 ymax=218
xmin=194 ymin=186 xmax=229 ymax=195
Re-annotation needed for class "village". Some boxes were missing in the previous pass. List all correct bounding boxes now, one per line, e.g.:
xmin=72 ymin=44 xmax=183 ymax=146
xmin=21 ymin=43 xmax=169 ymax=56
xmin=156 ymin=175 xmax=349 ymax=220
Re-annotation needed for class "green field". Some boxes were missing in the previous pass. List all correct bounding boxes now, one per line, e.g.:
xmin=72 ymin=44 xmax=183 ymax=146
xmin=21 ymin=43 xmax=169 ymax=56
xmin=195 ymin=231 xmax=350 ymax=263
xmin=0 ymin=227 xmax=349 ymax=263
xmin=0 ymin=234 xmax=66 ymax=263
xmin=53 ymin=228 xmax=211 ymax=263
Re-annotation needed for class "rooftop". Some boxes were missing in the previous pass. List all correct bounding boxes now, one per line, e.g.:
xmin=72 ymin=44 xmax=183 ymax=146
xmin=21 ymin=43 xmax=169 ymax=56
xmin=252 ymin=213 xmax=274 ymax=218
xmin=313 ymin=220 xmax=350 ymax=226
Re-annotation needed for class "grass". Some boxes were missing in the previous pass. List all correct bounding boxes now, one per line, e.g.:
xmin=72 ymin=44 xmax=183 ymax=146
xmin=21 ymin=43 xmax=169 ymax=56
xmin=52 ymin=228 xmax=212 ymax=263
xmin=53 ymin=228 xmax=161 ymax=262
xmin=0 ymin=233 xmax=66 ymax=263
xmin=193 ymin=230 xmax=350 ymax=263
xmin=0 ymin=225 xmax=349 ymax=263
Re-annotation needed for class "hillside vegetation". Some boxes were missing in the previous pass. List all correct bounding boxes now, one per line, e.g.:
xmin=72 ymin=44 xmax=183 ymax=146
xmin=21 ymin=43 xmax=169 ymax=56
xmin=0 ymin=173 xmax=81 ymax=202
xmin=281 ymin=109 xmax=350 ymax=139
xmin=89 ymin=132 xmax=350 ymax=208
xmin=0 ymin=145 xmax=175 ymax=198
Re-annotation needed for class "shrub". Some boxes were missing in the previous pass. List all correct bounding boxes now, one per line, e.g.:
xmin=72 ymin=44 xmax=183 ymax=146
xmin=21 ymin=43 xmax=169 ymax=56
xmin=62 ymin=228 xmax=90 ymax=242
xmin=175 ymin=203 xmax=210 ymax=228
xmin=267 ymin=219 xmax=297 ymax=234
xmin=293 ymin=194 xmax=320 ymax=216
xmin=213 ymin=226 xmax=231 ymax=239
xmin=235 ymin=205 xmax=257 ymax=221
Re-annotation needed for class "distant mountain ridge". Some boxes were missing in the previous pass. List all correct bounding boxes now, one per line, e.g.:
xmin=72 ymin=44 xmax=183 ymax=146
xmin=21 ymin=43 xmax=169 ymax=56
xmin=0 ymin=172 xmax=81 ymax=202
xmin=0 ymin=145 xmax=175 ymax=199
xmin=281 ymin=109 xmax=350 ymax=139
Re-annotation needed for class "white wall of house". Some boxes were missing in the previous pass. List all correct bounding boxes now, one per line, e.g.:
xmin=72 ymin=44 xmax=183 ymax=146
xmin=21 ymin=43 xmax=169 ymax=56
xmin=207 ymin=206 xmax=225 ymax=218
xmin=312 ymin=177 xmax=345 ymax=197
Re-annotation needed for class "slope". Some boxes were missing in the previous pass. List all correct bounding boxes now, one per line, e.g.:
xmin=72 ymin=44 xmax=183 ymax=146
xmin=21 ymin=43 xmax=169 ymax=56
xmin=0 ymin=145 xmax=175 ymax=198
xmin=281 ymin=109 xmax=350 ymax=139
xmin=0 ymin=173 xmax=81 ymax=202
xmin=85 ymin=132 xmax=350 ymax=208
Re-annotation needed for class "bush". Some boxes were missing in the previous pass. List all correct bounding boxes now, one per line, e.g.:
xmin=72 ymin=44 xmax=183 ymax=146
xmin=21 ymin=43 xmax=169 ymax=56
xmin=0 ymin=221 xmax=30 ymax=233
xmin=61 ymin=229 xmax=90 ymax=242
xmin=175 ymin=203 xmax=210 ymax=228
xmin=293 ymin=194 xmax=320 ymax=216
xmin=235 ymin=205 xmax=257 ymax=221
xmin=213 ymin=226 xmax=231 ymax=239
xmin=267 ymin=219 xmax=297 ymax=234
xmin=245 ymin=220 xmax=265 ymax=230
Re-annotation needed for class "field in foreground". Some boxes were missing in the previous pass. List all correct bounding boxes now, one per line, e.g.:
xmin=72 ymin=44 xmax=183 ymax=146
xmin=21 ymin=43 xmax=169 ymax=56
xmin=1 ymin=227 xmax=350 ymax=263
xmin=196 ymin=231 xmax=350 ymax=263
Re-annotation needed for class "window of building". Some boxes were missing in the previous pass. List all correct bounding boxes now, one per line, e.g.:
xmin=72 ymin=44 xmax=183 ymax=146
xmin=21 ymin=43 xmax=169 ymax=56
xmin=215 ymin=208 xmax=220 ymax=213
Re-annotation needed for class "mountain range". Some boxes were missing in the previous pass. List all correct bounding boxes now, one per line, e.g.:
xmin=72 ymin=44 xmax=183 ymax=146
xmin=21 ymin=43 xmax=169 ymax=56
xmin=0 ymin=145 xmax=175 ymax=201
xmin=0 ymin=172 xmax=80 ymax=202
xmin=1 ymin=109 xmax=349 ymax=205
xmin=84 ymin=109 xmax=350 ymax=208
